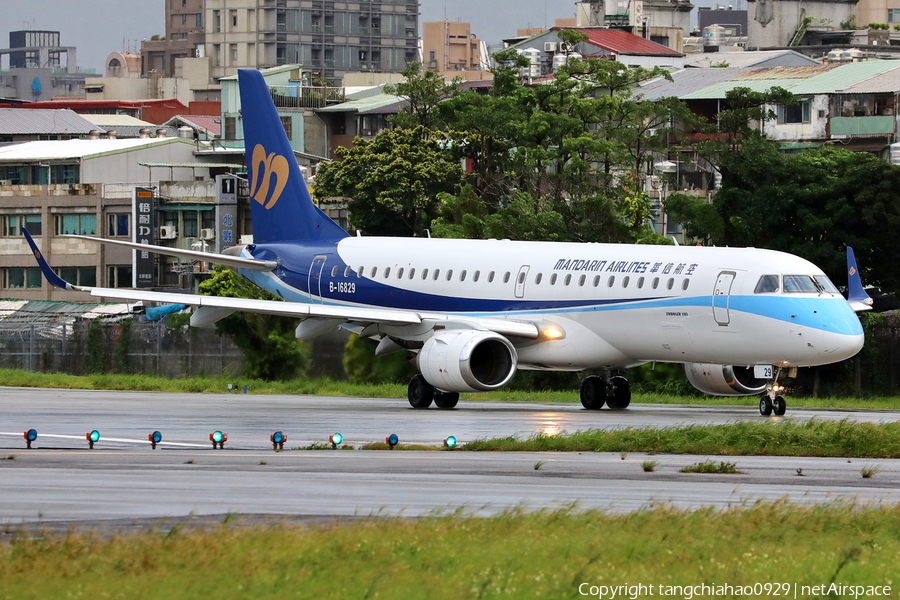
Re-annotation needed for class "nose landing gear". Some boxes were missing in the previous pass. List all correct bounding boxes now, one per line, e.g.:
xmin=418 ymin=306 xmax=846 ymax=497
xmin=759 ymin=379 xmax=787 ymax=416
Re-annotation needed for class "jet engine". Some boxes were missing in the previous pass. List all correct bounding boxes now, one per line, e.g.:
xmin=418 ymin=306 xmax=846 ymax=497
xmin=417 ymin=329 xmax=517 ymax=393
xmin=684 ymin=363 xmax=769 ymax=396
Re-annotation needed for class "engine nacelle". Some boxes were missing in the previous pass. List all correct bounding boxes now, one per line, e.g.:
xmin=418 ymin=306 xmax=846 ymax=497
xmin=684 ymin=363 xmax=769 ymax=396
xmin=417 ymin=329 xmax=517 ymax=393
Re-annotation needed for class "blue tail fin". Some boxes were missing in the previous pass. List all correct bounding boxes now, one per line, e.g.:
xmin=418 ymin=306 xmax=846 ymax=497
xmin=846 ymin=246 xmax=873 ymax=312
xmin=238 ymin=69 xmax=348 ymax=243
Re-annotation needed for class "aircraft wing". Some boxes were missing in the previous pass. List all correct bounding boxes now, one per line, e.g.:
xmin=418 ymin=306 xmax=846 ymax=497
xmin=22 ymin=228 xmax=539 ymax=338
xmin=64 ymin=234 xmax=277 ymax=272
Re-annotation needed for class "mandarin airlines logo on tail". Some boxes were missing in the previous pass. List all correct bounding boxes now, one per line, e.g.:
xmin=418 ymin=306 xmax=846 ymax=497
xmin=250 ymin=144 xmax=289 ymax=209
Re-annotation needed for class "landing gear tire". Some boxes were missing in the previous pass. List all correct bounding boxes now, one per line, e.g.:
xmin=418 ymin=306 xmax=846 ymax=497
xmin=607 ymin=376 xmax=631 ymax=410
xmin=580 ymin=376 xmax=606 ymax=410
xmin=407 ymin=374 xmax=434 ymax=409
xmin=759 ymin=396 xmax=773 ymax=416
xmin=772 ymin=395 xmax=786 ymax=416
xmin=434 ymin=392 xmax=460 ymax=409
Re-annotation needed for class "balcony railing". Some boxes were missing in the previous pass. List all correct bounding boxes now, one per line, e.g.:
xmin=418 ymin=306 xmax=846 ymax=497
xmin=831 ymin=116 xmax=896 ymax=137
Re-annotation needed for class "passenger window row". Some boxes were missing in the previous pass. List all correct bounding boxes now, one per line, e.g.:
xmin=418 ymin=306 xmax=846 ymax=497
xmin=331 ymin=264 xmax=690 ymax=291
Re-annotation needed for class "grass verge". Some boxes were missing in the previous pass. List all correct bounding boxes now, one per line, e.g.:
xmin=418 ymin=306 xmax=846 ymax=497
xmin=1 ymin=503 xmax=896 ymax=599
xmin=3 ymin=368 xmax=900 ymax=409
xmin=463 ymin=419 xmax=900 ymax=458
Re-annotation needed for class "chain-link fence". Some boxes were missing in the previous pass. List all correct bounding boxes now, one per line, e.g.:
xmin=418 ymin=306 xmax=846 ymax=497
xmin=0 ymin=320 xmax=245 ymax=378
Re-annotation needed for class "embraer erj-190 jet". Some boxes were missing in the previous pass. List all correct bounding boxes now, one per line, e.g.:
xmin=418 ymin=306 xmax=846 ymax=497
xmin=24 ymin=69 xmax=871 ymax=416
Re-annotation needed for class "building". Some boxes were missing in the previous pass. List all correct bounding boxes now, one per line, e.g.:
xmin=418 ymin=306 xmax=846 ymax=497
xmin=507 ymin=28 xmax=684 ymax=76
xmin=0 ymin=136 xmax=234 ymax=302
xmin=422 ymin=21 xmax=492 ymax=80
xmin=203 ymin=0 xmax=420 ymax=83
xmin=141 ymin=0 xmax=207 ymax=79
xmin=0 ymin=31 xmax=92 ymax=101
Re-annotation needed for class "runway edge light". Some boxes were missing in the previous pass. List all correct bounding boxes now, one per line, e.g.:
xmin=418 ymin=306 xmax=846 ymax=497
xmin=330 ymin=433 xmax=343 ymax=449
xmin=149 ymin=431 xmax=162 ymax=449
xmin=271 ymin=431 xmax=286 ymax=450
xmin=443 ymin=436 xmax=457 ymax=449
xmin=87 ymin=430 xmax=100 ymax=449
xmin=210 ymin=430 xmax=227 ymax=449
xmin=386 ymin=433 xmax=399 ymax=449
xmin=24 ymin=429 xmax=37 ymax=449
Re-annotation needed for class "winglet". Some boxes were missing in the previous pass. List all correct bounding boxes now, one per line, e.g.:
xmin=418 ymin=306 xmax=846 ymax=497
xmin=846 ymin=246 xmax=873 ymax=312
xmin=21 ymin=228 xmax=83 ymax=291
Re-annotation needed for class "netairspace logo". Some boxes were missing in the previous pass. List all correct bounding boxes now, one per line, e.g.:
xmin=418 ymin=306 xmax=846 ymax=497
xmin=578 ymin=582 xmax=892 ymax=599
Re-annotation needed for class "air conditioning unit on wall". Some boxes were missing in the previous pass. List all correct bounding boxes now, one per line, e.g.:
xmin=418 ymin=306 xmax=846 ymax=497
xmin=544 ymin=42 xmax=558 ymax=52
xmin=159 ymin=225 xmax=177 ymax=239
xmin=199 ymin=228 xmax=215 ymax=240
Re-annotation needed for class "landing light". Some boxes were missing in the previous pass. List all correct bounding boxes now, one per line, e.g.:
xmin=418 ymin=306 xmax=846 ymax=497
xmin=386 ymin=433 xmax=399 ymax=449
xmin=24 ymin=429 xmax=37 ymax=449
xmin=543 ymin=326 xmax=564 ymax=339
xmin=210 ymin=430 xmax=227 ymax=449
xmin=330 ymin=433 xmax=343 ymax=449
xmin=87 ymin=430 xmax=100 ymax=449
xmin=149 ymin=431 xmax=162 ymax=449
xmin=271 ymin=431 xmax=287 ymax=450
xmin=443 ymin=436 xmax=457 ymax=449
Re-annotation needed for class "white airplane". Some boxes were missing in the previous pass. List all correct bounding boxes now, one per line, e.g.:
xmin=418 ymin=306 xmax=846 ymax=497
xmin=24 ymin=69 xmax=871 ymax=416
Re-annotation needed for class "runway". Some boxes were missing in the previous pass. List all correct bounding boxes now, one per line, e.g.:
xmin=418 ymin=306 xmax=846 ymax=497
xmin=2 ymin=387 xmax=899 ymax=527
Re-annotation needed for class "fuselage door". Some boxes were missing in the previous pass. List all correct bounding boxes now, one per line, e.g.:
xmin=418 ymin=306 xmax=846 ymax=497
xmin=308 ymin=255 xmax=327 ymax=303
xmin=515 ymin=265 xmax=530 ymax=299
xmin=712 ymin=271 xmax=736 ymax=326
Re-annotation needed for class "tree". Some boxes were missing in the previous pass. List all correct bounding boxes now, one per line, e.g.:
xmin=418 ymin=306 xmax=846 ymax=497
xmin=199 ymin=266 xmax=308 ymax=381
xmin=384 ymin=61 xmax=462 ymax=131
xmin=314 ymin=126 xmax=465 ymax=236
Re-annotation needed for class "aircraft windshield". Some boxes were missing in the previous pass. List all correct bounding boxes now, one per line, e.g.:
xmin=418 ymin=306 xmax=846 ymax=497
xmin=783 ymin=275 xmax=834 ymax=294
xmin=754 ymin=275 xmax=779 ymax=294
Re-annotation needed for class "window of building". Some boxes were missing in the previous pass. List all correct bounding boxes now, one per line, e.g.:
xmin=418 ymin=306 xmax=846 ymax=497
xmin=4 ymin=267 xmax=42 ymax=289
xmin=55 ymin=214 xmax=96 ymax=235
xmin=230 ymin=9 xmax=238 ymax=28
xmin=2 ymin=214 xmax=41 ymax=236
xmin=57 ymin=267 xmax=96 ymax=287
xmin=230 ymin=44 xmax=238 ymax=63
xmin=196 ymin=13 xmax=203 ymax=27
xmin=224 ymin=116 xmax=236 ymax=140
xmin=108 ymin=265 xmax=132 ymax=288
xmin=214 ymin=10 xmax=221 ymax=32
xmin=280 ymin=116 xmax=293 ymax=140
xmin=777 ymin=100 xmax=811 ymax=124
xmin=107 ymin=214 xmax=129 ymax=237
xmin=889 ymin=8 xmax=900 ymax=21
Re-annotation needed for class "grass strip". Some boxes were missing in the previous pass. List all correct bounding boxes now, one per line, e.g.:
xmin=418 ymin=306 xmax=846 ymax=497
xmin=3 ymin=368 xmax=900 ymax=409
xmin=463 ymin=419 xmax=900 ymax=458
xmin=1 ymin=503 xmax=897 ymax=599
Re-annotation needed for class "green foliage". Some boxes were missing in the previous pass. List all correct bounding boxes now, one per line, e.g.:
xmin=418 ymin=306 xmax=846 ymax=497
xmin=384 ymin=61 xmax=462 ymax=130
xmin=314 ymin=126 xmax=465 ymax=236
xmin=86 ymin=318 xmax=105 ymax=374
xmin=114 ymin=318 xmax=133 ymax=374
xmin=199 ymin=266 xmax=308 ymax=381
xmin=342 ymin=335 xmax=416 ymax=384
xmin=680 ymin=460 xmax=741 ymax=474
xmin=3 ymin=503 xmax=900 ymax=598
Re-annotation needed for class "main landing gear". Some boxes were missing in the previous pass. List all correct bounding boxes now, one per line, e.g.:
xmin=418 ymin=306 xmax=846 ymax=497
xmin=407 ymin=374 xmax=460 ymax=409
xmin=759 ymin=381 xmax=787 ymax=416
xmin=580 ymin=375 xmax=631 ymax=410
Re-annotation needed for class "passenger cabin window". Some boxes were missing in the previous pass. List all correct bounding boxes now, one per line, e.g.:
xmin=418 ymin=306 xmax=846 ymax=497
xmin=397 ymin=267 xmax=404 ymax=278
xmin=460 ymin=270 xmax=467 ymax=281
xmin=384 ymin=267 xmax=391 ymax=278
xmin=331 ymin=265 xmax=338 ymax=277
xmin=518 ymin=272 xmax=526 ymax=284
xmin=652 ymin=277 xmax=659 ymax=289
xmin=535 ymin=273 xmax=542 ymax=284
xmin=783 ymin=275 xmax=818 ymax=293
xmin=607 ymin=276 xmax=615 ymax=288
xmin=667 ymin=278 xmax=674 ymax=290
xmin=370 ymin=267 xmax=378 ymax=278
xmin=358 ymin=266 xmax=364 ymax=277
xmin=422 ymin=269 xmax=429 ymax=280
xmin=754 ymin=275 xmax=780 ymax=294
xmin=446 ymin=269 xmax=454 ymax=281
xmin=564 ymin=274 xmax=571 ymax=286
xmin=503 ymin=272 xmax=511 ymax=283
xmin=550 ymin=273 xmax=557 ymax=285
xmin=579 ymin=274 xmax=586 ymax=286
xmin=473 ymin=270 xmax=480 ymax=282
xmin=433 ymin=269 xmax=440 ymax=280
xmin=593 ymin=275 xmax=601 ymax=287
xmin=409 ymin=268 xmax=415 ymax=279
xmin=622 ymin=276 xmax=629 ymax=288
xmin=344 ymin=266 xmax=351 ymax=277
xmin=682 ymin=279 xmax=690 ymax=291
xmin=637 ymin=277 xmax=644 ymax=288
xmin=488 ymin=271 xmax=495 ymax=282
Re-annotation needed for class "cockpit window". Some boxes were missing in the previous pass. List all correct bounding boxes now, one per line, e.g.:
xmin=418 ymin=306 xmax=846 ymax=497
xmin=783 ymin=275 xmax=820 ymax=293
xmin=815 ymin=275 xmax=839 ymax=294
xmin=754 ymin=275 xmax=780 ymax=294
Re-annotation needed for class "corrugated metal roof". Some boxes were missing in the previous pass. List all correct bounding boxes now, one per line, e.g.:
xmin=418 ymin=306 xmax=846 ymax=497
xmin=680 ymin=61 xmax=900 ymax=99
xmin=577 ymin=28 xmax=683 ymax=57
xmin=0 ymin=299 xmax=132 ymax=325
xmin=684 ymin=50 xmax=820 ymax=69
xmin=841 ymin=65 xmax=900 ymax=93
xmin=637 ymin=67 xmax=752 ymax=100
xmin=0 ymin=108 xmax=103 ymax=135
xmin=317 ymin=93 xmax=407 ymax=114
xmin=170 ymin=115 xmax=222 ymax=136
xmin=0 ymin=137 xmax=188 ymax=162
xmin=83 ymin=114 xmax=154 ymax=127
